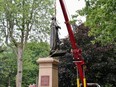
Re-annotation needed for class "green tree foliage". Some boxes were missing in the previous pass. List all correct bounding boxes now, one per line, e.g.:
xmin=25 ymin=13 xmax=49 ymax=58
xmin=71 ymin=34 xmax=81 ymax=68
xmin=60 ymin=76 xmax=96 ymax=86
xmin=0 ymin=0 xmax=53 ymax=43
xmin=0 ymin=47 xmax=17 ymax=87
xmin=0 ymin=0 xmax=53 ymax=86
xmin=22 ymin=42 xmax=50 ymax=87
xmin=75 ymin=0 xmax=116 ymax=45
xmin=59 ymin=24 xmax=116 ymax=87
xmin=0 ymin=42 xmax=50 ymax=87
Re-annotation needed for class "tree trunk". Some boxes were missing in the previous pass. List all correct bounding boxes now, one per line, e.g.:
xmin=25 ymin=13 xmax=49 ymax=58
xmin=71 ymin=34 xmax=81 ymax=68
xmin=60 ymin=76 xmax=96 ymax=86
xmin=16 ymin=45 xmax=23 ymax=87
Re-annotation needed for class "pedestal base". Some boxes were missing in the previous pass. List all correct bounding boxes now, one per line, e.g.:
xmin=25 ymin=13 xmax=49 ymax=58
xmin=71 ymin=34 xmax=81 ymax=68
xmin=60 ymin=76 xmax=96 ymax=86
xmin=37 ymin=57 xmax=59 ymax=87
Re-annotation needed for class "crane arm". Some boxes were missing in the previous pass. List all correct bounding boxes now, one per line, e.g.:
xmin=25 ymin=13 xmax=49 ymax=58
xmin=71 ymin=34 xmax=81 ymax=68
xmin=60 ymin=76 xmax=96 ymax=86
xmin=59 ymin=0 xmax=87 ymax=87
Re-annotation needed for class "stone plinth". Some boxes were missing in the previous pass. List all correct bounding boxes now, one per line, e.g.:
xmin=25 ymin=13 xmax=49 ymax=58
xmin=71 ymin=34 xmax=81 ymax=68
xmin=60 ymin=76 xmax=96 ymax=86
xmin=36 ymin=57 xmax=59 ymax=87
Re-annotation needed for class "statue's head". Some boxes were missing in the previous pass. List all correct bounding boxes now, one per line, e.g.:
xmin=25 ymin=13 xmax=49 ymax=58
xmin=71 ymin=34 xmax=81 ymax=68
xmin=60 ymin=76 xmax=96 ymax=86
xmin=51 ymin=16 xmax=56 ymax=21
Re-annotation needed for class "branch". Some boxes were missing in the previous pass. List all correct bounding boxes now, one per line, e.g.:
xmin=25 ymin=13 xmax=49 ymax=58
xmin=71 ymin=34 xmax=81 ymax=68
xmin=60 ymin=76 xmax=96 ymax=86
xmin=5 ymin=8 xmax=18 ymax=47
xmin=24 ymin=0 xmax=35 ymax=45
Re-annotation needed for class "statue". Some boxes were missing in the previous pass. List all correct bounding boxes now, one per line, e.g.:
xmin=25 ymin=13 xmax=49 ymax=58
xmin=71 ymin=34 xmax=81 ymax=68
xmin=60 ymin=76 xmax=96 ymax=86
xmin=50 ymin=16 xmax=67 ymax=57
xmin=50 ymin=17 xmax=61 ymax=55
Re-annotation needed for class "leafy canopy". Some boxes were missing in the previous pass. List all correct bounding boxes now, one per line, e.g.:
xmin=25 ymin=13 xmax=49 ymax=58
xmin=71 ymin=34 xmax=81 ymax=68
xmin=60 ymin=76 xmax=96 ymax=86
xmin=0 ymin=42 xmax=50 ymax=87
xmin=0 ymin=0 xmax=54 ymax=44
xmin=59 ymin=24 xmax=116 ymax=87
xmin=75 ymin=0 xmax=116 ymax=45
xmin=22 ymin=42 xmax=50 ymax=87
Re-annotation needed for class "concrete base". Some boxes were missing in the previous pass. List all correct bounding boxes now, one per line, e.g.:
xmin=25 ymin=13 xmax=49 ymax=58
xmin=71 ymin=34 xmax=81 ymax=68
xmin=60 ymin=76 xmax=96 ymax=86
xmin=36 ymin=57 xmax=59 ymax=87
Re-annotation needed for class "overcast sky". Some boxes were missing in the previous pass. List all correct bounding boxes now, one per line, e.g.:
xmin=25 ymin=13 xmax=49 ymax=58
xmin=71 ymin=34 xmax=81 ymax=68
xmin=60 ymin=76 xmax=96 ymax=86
xmin=56 ymin=0 xmax=86 ymax=38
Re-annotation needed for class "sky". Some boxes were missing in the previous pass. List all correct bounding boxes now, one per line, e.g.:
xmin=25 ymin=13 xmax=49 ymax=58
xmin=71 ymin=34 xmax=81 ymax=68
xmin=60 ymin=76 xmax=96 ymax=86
xmin=56 ymin=0 xmax=86 ymax=38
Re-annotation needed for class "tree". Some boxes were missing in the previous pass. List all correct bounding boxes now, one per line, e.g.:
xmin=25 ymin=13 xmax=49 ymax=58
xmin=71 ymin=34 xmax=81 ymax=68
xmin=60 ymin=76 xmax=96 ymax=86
xmin=22 ymin=42 xmax=50 ymax=87
xmin=0 ymin=0 xmax=54 ymax=87
xmin=58 ymin=52 xmax=77 ymax=87
xmin=74 ymin=24 xmax=116 ymax=87
xmin=75 ymin=0 xmax=116 ymax=45
xmin=59 ymin=24 xmax=116 ymax=87
xmin=0 ymin=46 xmax=17 ymax=87
xmin=0 ymin=42 xmax=50 ymax=87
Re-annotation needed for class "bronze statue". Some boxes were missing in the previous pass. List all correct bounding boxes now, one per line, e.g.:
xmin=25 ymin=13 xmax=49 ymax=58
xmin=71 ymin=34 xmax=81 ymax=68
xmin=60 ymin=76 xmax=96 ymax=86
xmin=50 ymin=17 xmax=61 ymax=55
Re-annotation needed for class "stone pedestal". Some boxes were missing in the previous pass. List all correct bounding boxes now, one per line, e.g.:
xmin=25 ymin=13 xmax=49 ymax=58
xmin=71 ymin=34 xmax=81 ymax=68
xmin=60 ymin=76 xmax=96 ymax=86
xmin=36 ymin=57 xmax=59 ymax=87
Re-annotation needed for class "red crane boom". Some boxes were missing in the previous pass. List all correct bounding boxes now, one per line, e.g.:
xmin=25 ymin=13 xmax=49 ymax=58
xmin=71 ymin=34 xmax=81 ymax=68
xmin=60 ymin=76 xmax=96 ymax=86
xmin=59 ymin=0 xmax=87 ymax=87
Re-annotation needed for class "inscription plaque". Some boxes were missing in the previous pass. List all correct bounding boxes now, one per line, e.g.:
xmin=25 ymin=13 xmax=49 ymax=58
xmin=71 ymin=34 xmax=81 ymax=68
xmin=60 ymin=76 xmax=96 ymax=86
xmin=41 ymin=76 xmax=49 ymax=86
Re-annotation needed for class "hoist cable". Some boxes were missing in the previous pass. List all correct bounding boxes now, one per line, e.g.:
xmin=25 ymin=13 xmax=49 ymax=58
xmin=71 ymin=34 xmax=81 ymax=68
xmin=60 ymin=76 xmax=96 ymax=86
xmin=54 ymin=0 xmax=61 ymax=35
xmin=63 ymin=0 xmax=72 ymax=21
xmin=54 ymin=0 xmax=57 ymax=17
